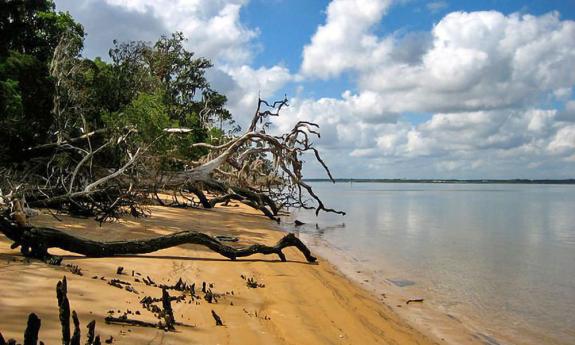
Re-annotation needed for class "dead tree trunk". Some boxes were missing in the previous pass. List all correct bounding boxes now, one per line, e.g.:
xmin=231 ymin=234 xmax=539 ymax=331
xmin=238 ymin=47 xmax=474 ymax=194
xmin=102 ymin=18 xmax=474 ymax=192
xmin=0 ymin=217 xmax=317 ymax=265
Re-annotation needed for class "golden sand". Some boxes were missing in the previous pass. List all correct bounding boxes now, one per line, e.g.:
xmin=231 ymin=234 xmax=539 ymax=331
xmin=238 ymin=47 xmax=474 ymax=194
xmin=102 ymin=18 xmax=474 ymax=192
xmin=0 ymin=203 xmax=441 ymax=344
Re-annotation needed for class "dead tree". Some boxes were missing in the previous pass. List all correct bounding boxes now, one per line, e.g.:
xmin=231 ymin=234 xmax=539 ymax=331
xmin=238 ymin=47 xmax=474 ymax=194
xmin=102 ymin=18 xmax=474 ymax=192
xmin=159 ymin=97 xmax=346 ymax=217
xmin=0 ymin=210 xmax=317 ymax=265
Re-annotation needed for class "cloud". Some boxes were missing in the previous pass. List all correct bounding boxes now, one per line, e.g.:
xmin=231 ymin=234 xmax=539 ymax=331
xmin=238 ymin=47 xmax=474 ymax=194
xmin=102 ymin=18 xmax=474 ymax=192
xmin=54 ymin=0 xmax=575 ymax=177
xmin=101 ymin=0 xmax=257 ymax=65
xmin=364 ymin=11 xmax=575 ymax=113
xmin=293 ymin=5 xmax=575 ymax=177
xmin=56 ymin=0 xmax=258 ymax=65
xmin=426 ymin=1 xmax=448 ymax=14
xmin=55 ymin=0 xmax=169 ymax=59
xmin=548 ymin=125 xmax=575 ymax=155
xmin=287 ymin=102 xmax=574 ymax=177
xmin=302 ymin=8 xmax=575 ymax=114
xmin=300 ymin=0 xmax=393 ymax=79
xmin=557 ymin=100 xmax=575 ymax=122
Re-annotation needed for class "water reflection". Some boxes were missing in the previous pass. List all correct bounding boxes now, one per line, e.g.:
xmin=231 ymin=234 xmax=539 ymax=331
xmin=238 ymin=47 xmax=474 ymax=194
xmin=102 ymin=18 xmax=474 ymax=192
xmin=289 ymin=183 xmax=575 ymax=345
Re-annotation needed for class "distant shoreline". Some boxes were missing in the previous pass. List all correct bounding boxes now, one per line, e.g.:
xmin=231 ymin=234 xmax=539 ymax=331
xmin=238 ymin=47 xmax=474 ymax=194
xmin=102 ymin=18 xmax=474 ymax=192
xmin=305 ymin=178 xmax=575 ymax=184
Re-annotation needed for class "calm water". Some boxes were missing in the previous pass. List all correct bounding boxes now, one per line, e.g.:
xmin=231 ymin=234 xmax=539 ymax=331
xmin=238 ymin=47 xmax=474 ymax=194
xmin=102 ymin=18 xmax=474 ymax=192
xmin=288 ymin=183 xmax=575 ymax=345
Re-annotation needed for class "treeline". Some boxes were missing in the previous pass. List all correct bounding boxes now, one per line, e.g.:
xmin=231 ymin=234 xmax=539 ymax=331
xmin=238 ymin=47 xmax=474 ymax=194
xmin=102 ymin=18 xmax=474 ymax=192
xmin=0 ymin=0 xmax=237 ymax=167
xmin=306 ymin=179 xmax=575 ymax=184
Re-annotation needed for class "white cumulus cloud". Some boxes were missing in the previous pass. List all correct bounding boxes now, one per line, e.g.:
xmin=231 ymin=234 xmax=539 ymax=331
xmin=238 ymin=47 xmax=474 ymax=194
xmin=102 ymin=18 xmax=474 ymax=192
xmin=295 ymin=4 xmax=575 ymax=177
xmin=101 ymin=0 xmax=257 ymax=65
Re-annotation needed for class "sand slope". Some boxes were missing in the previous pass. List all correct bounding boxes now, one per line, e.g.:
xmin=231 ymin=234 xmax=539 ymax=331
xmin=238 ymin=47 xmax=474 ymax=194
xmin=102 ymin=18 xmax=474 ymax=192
xmin=0 ymin=204 xmax=438 ymax=345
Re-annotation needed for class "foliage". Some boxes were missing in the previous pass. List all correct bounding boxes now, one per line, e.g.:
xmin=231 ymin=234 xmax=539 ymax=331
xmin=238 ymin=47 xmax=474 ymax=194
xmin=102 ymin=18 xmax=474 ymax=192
xmin=0 ymin=0 xmax=84 ymax=162
xmin=98 ymin=33 xmax=236 ymax=162
xmin=102 ymin=91 xmax=173 ymax=149
xmin=0 ymin=1 xmax=236 ymax=168
xmin=106 ymin=32 xmax=233 ymax=131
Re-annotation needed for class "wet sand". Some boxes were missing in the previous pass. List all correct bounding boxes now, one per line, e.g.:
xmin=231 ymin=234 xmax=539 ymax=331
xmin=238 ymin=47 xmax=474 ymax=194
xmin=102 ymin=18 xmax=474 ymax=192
xmin=0 ymin=203 xmax=441 ymax=344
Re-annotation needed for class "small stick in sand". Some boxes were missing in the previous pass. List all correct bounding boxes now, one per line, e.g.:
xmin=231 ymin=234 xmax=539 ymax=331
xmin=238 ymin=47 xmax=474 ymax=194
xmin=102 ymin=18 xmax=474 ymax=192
xmin=406 ymin=298 xmax=424 ymax=304
xmin=104 ymin=316 xmax=159 ymax=329
xmin=162 ymin=289 xmax=176 ymax=330
xmin=211 ymin=310 xmax=224 ymax=326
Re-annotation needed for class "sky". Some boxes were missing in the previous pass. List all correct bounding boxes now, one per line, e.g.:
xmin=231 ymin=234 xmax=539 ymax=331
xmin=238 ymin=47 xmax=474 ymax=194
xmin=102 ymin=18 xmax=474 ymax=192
xmin=54 ymin=0 xmax=575 ymax=179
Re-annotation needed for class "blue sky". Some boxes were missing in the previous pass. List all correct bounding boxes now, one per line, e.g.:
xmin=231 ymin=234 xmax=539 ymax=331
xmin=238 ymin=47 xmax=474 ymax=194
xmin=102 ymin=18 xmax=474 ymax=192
xmin=55 ymin=0 xmax=575 ymax=179
xmin=244 ymin=0 xmax=575 ymax=69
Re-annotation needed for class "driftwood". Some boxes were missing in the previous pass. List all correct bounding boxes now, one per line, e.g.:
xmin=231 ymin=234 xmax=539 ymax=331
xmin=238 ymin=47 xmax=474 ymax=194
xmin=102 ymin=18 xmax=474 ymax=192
xmin=2 ymin=95 xmax=345 ymax=225
xmin=0 ymin=94 xmax=344 ymax=267
xmin=106 ymin=287 xmax=181 ymax=331
xmin=0 ymin=215 xmax=317 ymax=265
xmin=86 ymin=321 xmax=96 ymax=345
xmin=104 ymin=317 xmax=159 ymax=329
xmin=406 ymin=298 xmax=424 ymax=305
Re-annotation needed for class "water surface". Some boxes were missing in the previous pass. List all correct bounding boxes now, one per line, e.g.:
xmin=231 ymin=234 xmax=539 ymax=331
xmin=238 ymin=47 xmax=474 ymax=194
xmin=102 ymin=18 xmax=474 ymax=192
xmin=288 ymin=183 xmax=575 ymax=345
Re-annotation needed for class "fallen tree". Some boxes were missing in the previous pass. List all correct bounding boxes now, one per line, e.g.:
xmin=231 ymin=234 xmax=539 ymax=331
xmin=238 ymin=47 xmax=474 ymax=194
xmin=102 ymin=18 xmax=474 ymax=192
xmin=0 ymin=31 xmax=343 ymax=266
xmin=0 ymin=98 xmax=336 ymax=264
xmin=0 ymin=210 xmax=317 ymax=265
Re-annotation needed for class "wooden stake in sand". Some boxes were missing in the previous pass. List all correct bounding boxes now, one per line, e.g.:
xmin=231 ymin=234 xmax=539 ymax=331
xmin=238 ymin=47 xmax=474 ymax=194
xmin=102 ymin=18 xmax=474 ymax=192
xmin=162 ymin=288 xmax=176 ymax=331
xmin=86 ymin=321 xmax=96 ymax=345
xmin=211 ymin=310 xmax=224 ymax=326
xmin=23 ymin=313 xmax=41 ymax=345
xmin=71 ymin=311 xmax=81 ymax=345
xmin=56 ymin=277 xmax=71 ymax=345
xmin=2 ymin=277 xmax=101 ymax=345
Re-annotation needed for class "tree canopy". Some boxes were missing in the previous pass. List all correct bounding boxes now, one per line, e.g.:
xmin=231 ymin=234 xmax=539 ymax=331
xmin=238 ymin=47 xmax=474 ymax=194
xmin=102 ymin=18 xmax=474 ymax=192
xmin=0 ymin=0 xmax=84 ymax=162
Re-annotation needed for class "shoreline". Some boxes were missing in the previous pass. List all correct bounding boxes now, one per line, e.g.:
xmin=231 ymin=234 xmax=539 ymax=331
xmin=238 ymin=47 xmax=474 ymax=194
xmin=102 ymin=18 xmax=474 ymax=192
xmin=285 ymin=182 xmax=575 ymax=345
xmin=1 ymin=203 xmax=440 ymax=344
xmin=294 ymin=232 xmax=495 ymax=345
xmin=290 ymin=223 xmax=572 ymax=345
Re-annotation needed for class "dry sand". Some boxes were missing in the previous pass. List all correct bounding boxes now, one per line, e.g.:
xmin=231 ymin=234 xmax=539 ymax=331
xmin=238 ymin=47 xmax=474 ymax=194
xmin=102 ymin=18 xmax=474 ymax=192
xmin=1 ymin=203 xmax=441 ymax=345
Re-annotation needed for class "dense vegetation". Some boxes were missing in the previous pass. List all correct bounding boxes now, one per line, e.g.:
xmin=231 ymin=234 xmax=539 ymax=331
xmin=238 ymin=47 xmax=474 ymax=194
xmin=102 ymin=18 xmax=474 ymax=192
xmin=1 ymin=0 xmax=235 ymax=167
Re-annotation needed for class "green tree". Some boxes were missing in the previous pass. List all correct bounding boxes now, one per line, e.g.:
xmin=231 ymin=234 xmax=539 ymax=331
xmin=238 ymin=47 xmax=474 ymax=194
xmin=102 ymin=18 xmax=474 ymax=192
xmin=103 ymin=33 xmax=235 ymax=160
xmin=0 ymin=0 xmax=84 ymax=163
xmin=102 ymin=91 xmax=173 ymax=149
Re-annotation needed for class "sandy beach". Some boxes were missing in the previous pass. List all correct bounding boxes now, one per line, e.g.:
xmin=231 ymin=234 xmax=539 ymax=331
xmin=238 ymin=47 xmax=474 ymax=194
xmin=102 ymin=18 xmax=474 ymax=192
xmin=0 ymin=203 xmax=441 ymax=345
